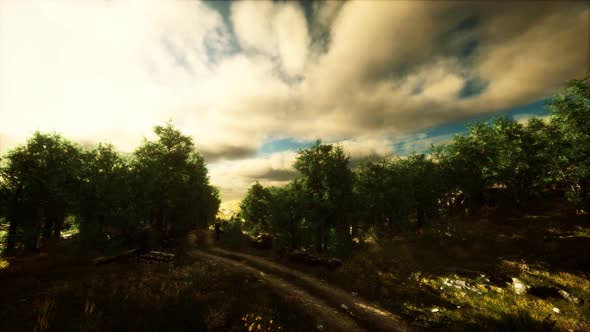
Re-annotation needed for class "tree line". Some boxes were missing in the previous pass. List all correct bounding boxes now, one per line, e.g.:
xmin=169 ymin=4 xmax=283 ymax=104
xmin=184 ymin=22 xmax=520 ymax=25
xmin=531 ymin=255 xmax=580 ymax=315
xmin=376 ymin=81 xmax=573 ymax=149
xmin=0 ymin=123 xmax=220 ymax=254
xmin=240 ymin=77 xmax=589 ymax=255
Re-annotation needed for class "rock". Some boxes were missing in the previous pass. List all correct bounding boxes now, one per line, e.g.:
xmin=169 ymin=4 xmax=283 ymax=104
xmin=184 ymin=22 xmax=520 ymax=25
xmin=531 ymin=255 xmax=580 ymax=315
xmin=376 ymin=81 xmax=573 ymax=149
xmin=317 ymin=324 xmax=324 ymax=331
xmin=558 ymin=289 xmax=580 ymax=304
xmin=431 ymin=308 xmax=440 ymax=313
xmin=511 ymin=278 xmax=526 ymax=295
xmin=552 ymin=307 xmax=560 ymax=314
xmin=488 ymin=273 xmax=511 ymax=287
xmin=454 ymin=280 xmax=467 ymax=288
xmin=253 ymin=233 xmax=273 ymax=250
xmin=326 ymin=258 xmax=343 ymax=270
xmin=528 ymin=287 xmax=580 ymax=304
xmin=351 ymin=292 xmax=358 ymax=297
xmin=529 ymin=286 xmax=561 ymax=299
xmin=340 ymin=304 xmax=349 ymax=311
xmin=286 ymin=250 xmax=342 ymax=270
xmin=287 ymin=250 xmax=321 ymax=266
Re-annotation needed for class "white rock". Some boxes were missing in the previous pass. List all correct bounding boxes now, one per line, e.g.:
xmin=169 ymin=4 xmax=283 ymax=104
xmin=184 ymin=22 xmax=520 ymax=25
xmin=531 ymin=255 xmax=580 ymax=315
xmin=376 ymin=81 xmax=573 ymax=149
xmin=340 ymin=304 xmax=349 ymax=311
xmin=512 ymin=278 xmax=526 ymax=295
xmin=431 ymin=308 xmax=440 ymax=313
xmin=552 ymin=307 xmax=560 ymax=314
xmin=454 ymin=280 xmax=467 ymax=287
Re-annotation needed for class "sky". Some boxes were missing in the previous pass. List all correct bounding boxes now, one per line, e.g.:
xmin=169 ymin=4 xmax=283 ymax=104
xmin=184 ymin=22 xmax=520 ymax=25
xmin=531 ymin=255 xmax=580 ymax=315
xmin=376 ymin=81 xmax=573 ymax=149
xmin=0 ymin=0 xmax=588 ymax=205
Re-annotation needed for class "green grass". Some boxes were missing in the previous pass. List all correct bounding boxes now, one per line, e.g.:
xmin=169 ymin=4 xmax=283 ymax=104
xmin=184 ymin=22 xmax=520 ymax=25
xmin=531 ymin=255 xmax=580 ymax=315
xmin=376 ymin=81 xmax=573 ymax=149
xmin=218 ymin=200 xmax=590 ymax=331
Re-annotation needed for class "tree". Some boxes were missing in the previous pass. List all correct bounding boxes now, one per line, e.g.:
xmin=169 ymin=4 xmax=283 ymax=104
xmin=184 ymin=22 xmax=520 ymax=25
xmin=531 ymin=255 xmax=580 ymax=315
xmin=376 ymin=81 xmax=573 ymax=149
xmin=293 ymin=141 xmax=353 ymax=252
xmin=78 ymin=143 xmax=134 ymax=245
xmin=1 ymin=132 xmax=82 ymax=252
xmin=548 ymin=76 xmax=590 ymax=210
xmin=401 ymin=154 xmax=445 ymax=228
xmin=267 ymin=180 xmax=307 ymax=248
xmin=240 ymin=182 xmax=273 ymax=232
xmin=132 ymin=123 xmax=219 ymax=242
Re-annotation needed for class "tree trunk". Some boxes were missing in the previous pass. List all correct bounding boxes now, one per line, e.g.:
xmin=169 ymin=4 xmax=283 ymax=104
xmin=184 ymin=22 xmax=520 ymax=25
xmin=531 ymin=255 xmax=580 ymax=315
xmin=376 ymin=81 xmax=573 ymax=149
xmin=375 ymin=214 xmax=387 ymax=239
xmin=315 ymin=220 xmax=324 ymax=253
xmin=24 ymin=206 xmax=43 ymax=253
xmin=5 ymin=217 xmax=18 ymax=253
xmin=53 ymin=215 xmax=64 ymax=238
xmin=350 ymin=219 xmax=358 ymax=239
xmin=42 ymin=215 xmax=53 ymax=239
xmin=469 ymin=191 xmax=483 ymax=216
xmin=387 ymin=215 xmax=394 ymax=238
xmin=417 ymin=207 xmax=425 ymax=229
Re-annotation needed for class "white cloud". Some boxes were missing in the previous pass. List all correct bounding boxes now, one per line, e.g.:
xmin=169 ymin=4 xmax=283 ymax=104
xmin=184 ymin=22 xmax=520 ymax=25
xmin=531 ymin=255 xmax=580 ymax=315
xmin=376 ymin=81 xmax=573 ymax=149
xmin=231 ymin=1 xmax=309 ymax=77
xmin=512 ymin=113 xmax=550 ymax=125
xmin=231 ymin=0 xmax=276 ymax=55
xmin=392 ymin=133 xmax=456 ymax=156
xmin=0 ymin=0 xmax=229 ymax=151
xmin=0 ymin=0 xmax=587 ymax=202
xmin=337 ymin=138 xmax=394 ymax=161
xmin=274 ymin=3 xmax=310 ymax=77
xmin=209 ymin=151 xmax=298 ymax=201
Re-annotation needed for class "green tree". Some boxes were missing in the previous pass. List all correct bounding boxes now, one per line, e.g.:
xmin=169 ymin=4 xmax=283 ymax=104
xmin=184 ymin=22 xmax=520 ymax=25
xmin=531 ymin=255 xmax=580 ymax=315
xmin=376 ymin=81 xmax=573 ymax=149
xmin=78 ymin=143 xmax=134 ymax=246
xmin=354 ymin=159 xmax=412 ymax=238
xmin=132 ymin=123 xmax=219 ymax=242
xmin=240 ymin=182 xmax=273 ymax=232
xmin=442 ymin=122 xmax=496 ymax=214
xmin=1 ymin=132 xmax=82 ymax=252
xmin=293 ymin=141 xmax=353 ymax=252
xmin=401 ymin=154 xmax=444 ymax=228
xmin=548 ymin=76 xmax=590 ymax=209
xmin=267 ymin=180 xmax=307 ymax=248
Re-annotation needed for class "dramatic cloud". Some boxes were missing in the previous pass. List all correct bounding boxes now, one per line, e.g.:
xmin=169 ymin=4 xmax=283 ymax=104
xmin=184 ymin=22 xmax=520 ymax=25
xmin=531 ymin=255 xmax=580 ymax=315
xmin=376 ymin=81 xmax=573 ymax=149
xmin=208 ymin=151 xmax=298 ymax=201
xmin=231 ymin=0 xmax=309 ymax=77
xmin=1 ymin=0 xmax=587 ymax=201
xmin=337 ymin=138 xmax=394 ymax=165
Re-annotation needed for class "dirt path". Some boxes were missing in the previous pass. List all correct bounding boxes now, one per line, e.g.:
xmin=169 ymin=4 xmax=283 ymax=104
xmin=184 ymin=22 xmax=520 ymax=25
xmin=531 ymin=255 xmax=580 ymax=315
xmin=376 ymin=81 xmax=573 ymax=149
xmin=190 ymin=250 xmax=365 ymax=332
xmin=206 ymin=247 xmax=414 ymax=332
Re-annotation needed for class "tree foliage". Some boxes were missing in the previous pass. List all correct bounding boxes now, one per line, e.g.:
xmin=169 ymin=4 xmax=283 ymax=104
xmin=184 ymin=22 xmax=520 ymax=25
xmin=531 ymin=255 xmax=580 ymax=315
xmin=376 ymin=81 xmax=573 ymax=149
xmin=0 ymin=124 xmax=219 ymax=253
xmin=237 ymin=77 xmax=589 ymax=254
xmin=1 ymin=77 xmax=587 ymax=255
xmin=548 ymin=76 xmax=590 ymax=209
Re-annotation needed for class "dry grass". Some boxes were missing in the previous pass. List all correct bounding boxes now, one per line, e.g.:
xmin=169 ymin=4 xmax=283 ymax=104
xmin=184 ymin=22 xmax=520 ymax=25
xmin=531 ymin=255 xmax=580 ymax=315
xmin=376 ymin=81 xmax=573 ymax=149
xmin=0 ymin=248 xmax=316 ymax=332
xmin=217 ymin=200 xmax=590 ymax=331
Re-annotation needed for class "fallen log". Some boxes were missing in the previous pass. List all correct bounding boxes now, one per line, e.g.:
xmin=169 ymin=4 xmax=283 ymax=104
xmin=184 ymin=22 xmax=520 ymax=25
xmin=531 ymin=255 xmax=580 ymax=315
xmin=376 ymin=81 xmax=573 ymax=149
xmin=137 ymin=251 xmax=175 ymax=264
xmin=93 ymin=248 xmax=144 ymax=265
xmin=285 ymin=249 xmax=343 ymax=270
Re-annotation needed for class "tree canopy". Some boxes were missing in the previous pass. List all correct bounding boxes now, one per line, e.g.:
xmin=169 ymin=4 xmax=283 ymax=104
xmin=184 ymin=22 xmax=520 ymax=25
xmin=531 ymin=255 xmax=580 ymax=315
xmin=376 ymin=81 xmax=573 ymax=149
xmin=0 ymin=123 xmax=219 ymax=253
xmin=238 ymin=77 xmax=590 ymax=256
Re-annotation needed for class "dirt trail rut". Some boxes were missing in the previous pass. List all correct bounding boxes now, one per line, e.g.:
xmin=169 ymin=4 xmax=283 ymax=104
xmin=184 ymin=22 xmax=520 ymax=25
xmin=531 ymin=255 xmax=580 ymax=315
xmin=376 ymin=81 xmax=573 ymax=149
xmin=191 ymin=250 xmax=365 ymax=332
xmin=206 ymin=247 xmax=414 ymax=332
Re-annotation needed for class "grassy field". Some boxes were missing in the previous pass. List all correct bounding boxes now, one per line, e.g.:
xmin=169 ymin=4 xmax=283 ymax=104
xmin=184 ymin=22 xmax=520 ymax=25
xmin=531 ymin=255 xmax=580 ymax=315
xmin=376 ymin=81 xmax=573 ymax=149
xmin=0 ymin=244 xmax=316 ymax=332
xmin=1 ymin=199 xmax=588 ymax=331
xmin=220 ymin=200 xmax=590 ymax=331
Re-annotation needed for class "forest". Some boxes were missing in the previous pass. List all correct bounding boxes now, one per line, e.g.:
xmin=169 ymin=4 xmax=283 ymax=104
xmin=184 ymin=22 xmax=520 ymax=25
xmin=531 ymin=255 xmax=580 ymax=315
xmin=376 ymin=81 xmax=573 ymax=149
xmin=0 ymin=123 xmax=221 ymax=253
xmin=0 ymin=77 xmax=588 ymax=331
xmin=238 ymin=77 xmax=590 ymax=255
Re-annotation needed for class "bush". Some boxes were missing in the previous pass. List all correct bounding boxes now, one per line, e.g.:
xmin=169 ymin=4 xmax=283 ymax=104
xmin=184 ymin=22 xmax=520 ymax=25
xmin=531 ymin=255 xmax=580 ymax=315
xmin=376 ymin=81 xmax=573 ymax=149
xmin=219 ymin=220 xmax=247 ymax=249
